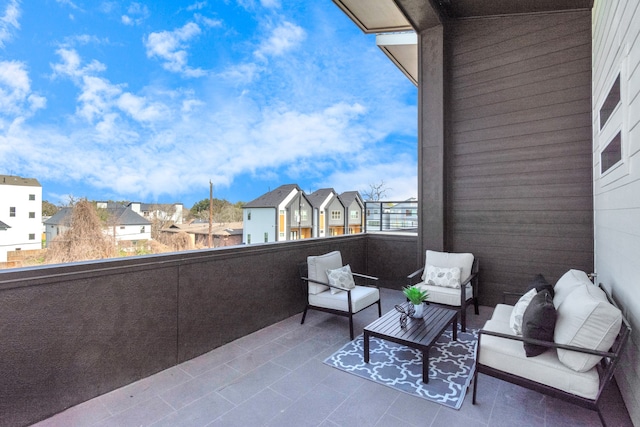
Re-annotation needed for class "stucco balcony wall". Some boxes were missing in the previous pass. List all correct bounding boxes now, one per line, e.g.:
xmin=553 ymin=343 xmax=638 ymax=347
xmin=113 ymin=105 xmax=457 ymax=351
xmin=0 ymin=233 xmax=416 ymax=427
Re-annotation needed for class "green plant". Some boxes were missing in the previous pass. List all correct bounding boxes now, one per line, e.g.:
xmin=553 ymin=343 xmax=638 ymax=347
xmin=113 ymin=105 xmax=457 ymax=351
xmin=403 ymin=286 xmax=429 ymax=305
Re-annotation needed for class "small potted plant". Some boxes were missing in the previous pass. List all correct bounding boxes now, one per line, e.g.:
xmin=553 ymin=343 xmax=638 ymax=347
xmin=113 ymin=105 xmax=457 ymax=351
xmin=403 ymin=285 xmax=429 ymax=318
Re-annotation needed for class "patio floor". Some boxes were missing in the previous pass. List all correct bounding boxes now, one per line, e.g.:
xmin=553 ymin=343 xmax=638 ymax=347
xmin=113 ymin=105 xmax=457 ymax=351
xmin=32 ymin=288 xmax=632 ymax=427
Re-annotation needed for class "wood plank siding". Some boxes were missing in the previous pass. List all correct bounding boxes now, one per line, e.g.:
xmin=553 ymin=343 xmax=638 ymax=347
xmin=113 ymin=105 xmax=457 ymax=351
xmin=592 ymin=0 xmax=640 ymax=423
xmin=446 ymin=11 xmax=594 ymax=304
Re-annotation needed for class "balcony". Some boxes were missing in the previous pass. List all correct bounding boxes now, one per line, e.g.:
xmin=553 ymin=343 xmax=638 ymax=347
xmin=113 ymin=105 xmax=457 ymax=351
xmin=0 ymin=234 xmax=632 ymax=426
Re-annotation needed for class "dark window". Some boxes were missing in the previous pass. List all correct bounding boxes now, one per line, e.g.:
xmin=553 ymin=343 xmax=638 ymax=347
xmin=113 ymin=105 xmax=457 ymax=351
xmin=9 ymin=207 xmax=15 ymax=217
xmin=28 ymin=234 xmax=35 ymax=240
xmin=29 ymin=212 xmax=35 ymax=219
xmin=247 ymin=234 xmax=251 ymax=244
xmin=601 ymin=132 xmax=622 ymax=174
xmin=264 ymin=232 xmax=268 ymax=242
xmin=140 ymin=226 xmax=145 ymax=233
xmin=600 ymin=75 xmax=620 ymax=130
xmin=29 ymin=194 xmax=35 ymax=201
xmin=247 ymin=211 xmax=251 ymax=220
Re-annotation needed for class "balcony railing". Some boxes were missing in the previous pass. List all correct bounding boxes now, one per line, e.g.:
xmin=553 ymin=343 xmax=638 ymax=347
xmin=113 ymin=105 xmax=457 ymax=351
xmin=0 ymin=233 xmax=417 ymax=427
xmin=364 ymin=200 xmax=418 ymax=233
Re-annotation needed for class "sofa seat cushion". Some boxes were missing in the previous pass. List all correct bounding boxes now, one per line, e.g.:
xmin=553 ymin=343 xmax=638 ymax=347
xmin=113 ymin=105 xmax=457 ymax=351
xmin=413 ymin=282 xmax=472 ymax=307
xmin=555 ymin=283 xmax=622 ymax=372
xmin=307 ymin=251 xmax=342 ymax=295
xmin=308 ymin=285 xmax=379 ymax=313
xmin=479 ymin=318 xmax=600 ymax=399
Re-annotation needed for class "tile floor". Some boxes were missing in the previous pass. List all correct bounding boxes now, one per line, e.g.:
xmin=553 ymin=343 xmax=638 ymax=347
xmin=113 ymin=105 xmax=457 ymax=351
xmin=32 ymin=288 xmax=633 ymax=427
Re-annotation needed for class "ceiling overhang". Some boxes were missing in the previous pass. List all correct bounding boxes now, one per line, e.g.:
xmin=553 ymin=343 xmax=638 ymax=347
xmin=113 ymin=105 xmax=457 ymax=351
xmin=333 ymin=0 xmax=594 ymax=85
xmin=376 ymin=32 xmax=418 ymax=85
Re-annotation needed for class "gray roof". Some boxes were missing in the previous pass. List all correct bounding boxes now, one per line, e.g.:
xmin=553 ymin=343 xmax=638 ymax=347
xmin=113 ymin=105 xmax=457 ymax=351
xmin=0 ymin=220 xmax=10 ymax=230
xmin=306 ymin=188 xmax=338 ymax=209
xmin=244 ymin=184 xmax=301 ymax=208
xmin=0 ymin=175 xmax=41 ymax=187
xmin=44 ymin=206 xmax=151 ymax=226
xmin=339 ymin=191 xmax=363 ymax=207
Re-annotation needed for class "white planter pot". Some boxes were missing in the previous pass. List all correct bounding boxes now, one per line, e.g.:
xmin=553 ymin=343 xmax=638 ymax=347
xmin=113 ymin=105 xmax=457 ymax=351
xmin=412 ymin=303 xmax=425 ymax=318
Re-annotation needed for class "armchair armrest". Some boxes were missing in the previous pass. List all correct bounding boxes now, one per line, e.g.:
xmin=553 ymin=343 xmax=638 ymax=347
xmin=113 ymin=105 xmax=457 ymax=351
xmin=301 ymin=276 xmax=347 ymax=293
xmin=407 ymin=267 xmax=424 ymax=286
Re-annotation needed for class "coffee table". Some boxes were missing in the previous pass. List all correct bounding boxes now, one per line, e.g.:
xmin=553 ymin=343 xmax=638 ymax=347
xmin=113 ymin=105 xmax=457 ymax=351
xmin=363 ymin=303 xmax=457 ymax=383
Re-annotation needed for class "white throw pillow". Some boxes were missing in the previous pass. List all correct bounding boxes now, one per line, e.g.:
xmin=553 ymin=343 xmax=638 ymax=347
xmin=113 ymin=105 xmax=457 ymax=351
xmin=553 ymin=269 xmax=591 ymax=308
xmin=326 ymin=264 xmax=356 ymax=294
xmin=555 ymin=283 xmax=622 ymax=372
xmin=424 ymin=265 xmax=462 ymax=289
xmin=421 ymin=250 xmax=474 ymax=283
xmin=509 ymin=288 xmax=537 ymax=335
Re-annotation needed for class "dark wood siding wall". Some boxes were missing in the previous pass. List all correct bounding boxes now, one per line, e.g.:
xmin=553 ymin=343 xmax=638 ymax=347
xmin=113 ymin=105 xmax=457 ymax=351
xmin=446 ymin=11 xmax=593 ymax=305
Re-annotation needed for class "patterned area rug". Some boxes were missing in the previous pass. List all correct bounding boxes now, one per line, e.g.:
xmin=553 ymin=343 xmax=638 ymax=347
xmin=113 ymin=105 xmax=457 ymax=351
xmin=324 ymin=328 xmax=477 ymax=409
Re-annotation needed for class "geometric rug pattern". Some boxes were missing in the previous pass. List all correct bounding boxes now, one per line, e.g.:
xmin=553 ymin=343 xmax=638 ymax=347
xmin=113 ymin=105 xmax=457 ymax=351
xmin=324 ymin=328 xmax=477 ymax=409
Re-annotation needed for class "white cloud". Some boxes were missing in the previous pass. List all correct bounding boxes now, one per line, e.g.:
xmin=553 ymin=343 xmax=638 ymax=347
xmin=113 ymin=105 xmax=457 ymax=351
xmin=0 ymin=60 xmax=46 ymax=118
xmin=255 ymin=21 xmax=305 ymax=59
xmin=187 ymin=1 xmax=207 ymax=11
xmin=0 ymin=0 xmax=20 ymax=48
xmin=260 ymin=0 xmax=281 ymax=8
xmin=144 ymin=22 xmax=206 ymax=77
xmin=194 ymin=13 xmax=222 ymax=28
xmin=56 ymin=0 xmax=80 ymax=9
xmin=122 ymin=2 xmax=149 ymax=26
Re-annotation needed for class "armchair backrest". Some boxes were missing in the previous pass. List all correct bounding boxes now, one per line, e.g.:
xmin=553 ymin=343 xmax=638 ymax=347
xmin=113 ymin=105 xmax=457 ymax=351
xmin=307 ymin=251 xmax=343 ymax=294
xmin=423 ymin=250 xmax=474 ymax=282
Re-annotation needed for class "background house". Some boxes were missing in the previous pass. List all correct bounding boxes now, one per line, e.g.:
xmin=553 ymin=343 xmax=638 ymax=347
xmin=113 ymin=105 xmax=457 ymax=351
xmin=242 ymin=184 xmax=313 ymax=244
xmin=162 ymin=221 xmax=243 ymax=248
xmin=307 ymin=188 xmax=345 ymax=237
xmin=45 ymin=205 xmax=151 ymax=246
xmin=339 ymin=191 xmax=365 ymax=234
xmin=0 ymin=175 xmax=42 ymax=262
xmin=128 ymin=202 xmax=184 ymax=225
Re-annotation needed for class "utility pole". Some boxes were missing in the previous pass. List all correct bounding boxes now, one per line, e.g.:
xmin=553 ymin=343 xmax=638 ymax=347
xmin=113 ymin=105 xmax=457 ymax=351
xmin=208 ymin=181 xmax=213 ymax=248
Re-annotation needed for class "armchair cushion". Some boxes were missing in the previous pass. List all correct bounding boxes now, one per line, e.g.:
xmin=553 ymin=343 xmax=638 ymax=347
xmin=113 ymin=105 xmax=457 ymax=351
xmin=307 ymin=251 xmax=342 ymax=295
xmin=522 ymin=289 xmax=557 ymax=357
xmin=554 ymin=283 xmax=622 ymax=372
xmin=424 ymin=265 xmax=461 ymax=288
xmin=326 ymin=264 xmax=356 ymax=294
xmin=422 ymin=250 xmax=474 ymax=283
xmin=414 ymin=282 xmax=473 ymax=307
xmin=309 ymin=286 xmax=380 ymax=313
xmin=509 ymin=288 xmax=537 ymax=335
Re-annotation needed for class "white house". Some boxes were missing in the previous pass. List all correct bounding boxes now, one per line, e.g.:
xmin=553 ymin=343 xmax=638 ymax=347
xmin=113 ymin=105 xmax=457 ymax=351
xmin=0 ymin=175 xmax=42 ymax=262
xmin=44 ymin=205 xmax=151 ymax=246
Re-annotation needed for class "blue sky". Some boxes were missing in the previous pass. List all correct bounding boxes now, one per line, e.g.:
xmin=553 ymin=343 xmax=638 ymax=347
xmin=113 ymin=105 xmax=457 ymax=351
xmin=0 ymin=0 xmax=417 ymax=208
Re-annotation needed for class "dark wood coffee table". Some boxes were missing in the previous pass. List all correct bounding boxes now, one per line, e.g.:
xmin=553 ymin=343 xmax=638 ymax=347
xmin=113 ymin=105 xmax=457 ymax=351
xmin=363 ymin=303 xmax=457 ymax=383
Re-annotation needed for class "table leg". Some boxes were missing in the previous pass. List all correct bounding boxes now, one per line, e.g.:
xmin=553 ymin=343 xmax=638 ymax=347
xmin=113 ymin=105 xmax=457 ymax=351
xmin=453 ymin=313 xmax=458 ymax=341
xmin=422 ymin=349 xmax=430 ymax=383
xmin=364 ymin=331 xmax=370 ymax=363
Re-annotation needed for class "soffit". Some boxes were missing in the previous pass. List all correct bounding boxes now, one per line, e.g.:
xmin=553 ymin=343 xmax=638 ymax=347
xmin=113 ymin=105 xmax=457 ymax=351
xmin=332 ymin=0 xmax=412 ymax=33
xmin=376 ymin=32 xmax=418 ymax=85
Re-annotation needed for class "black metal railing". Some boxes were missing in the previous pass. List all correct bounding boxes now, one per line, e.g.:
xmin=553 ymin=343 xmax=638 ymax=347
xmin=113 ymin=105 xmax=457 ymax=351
xmin=364 ymin=200 xmax=418 ymax=232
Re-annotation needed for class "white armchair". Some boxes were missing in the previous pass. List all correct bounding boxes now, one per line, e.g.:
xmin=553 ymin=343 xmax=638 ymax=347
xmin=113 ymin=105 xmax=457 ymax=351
xmin=300 ymin=251 xmax=381 ymax=339
xmin=407 ymin=250 xmax=479 ymax=332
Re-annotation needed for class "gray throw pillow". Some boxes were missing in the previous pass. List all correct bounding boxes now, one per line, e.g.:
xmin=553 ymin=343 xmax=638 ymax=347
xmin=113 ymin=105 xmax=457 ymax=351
xmin=522 ymin=289 xmax=557 ymax=357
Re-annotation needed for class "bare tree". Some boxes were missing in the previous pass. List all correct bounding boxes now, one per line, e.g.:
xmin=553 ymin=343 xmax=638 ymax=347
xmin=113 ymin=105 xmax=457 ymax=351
xmin=45 ymin=200 xmax=116 ymax=263
xmin=362 ymin=180 xmax=391 ymax=201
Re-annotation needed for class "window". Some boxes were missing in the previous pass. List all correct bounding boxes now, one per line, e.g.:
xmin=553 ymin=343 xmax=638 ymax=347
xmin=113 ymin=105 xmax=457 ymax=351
xmin=350 ymin=211 xmax=359 ymax=220
xmin=247 ymin=234 xmax=251 ymax=244
xmin=140 ymin=226 xmax=145 ymax=233
xmin=29 ymin=212 xmax=36 ymax=218
xmin=331 ymin=210 xmax=341 ymax=220
xmin=600 ymin=75 xmax=620 ymax=130
xmin=301 ymin=210 xmax=308 ymax=221
xmin=601 ymin=132 xmax=622 ymax=174
xmin=29 ymin=194 xmax=35 ymax=201
xmin=28 ymin=234 xmax=35 ymax=240
xmin=120 ymin=226 xmax=125 ymax=230
xmin=247 ymin=210 xmax=251 ymax=220
xmin=9 ymin=207 xmax=15 ymax=217
xmin=264 ymin=232 xmax=268 ymax=242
